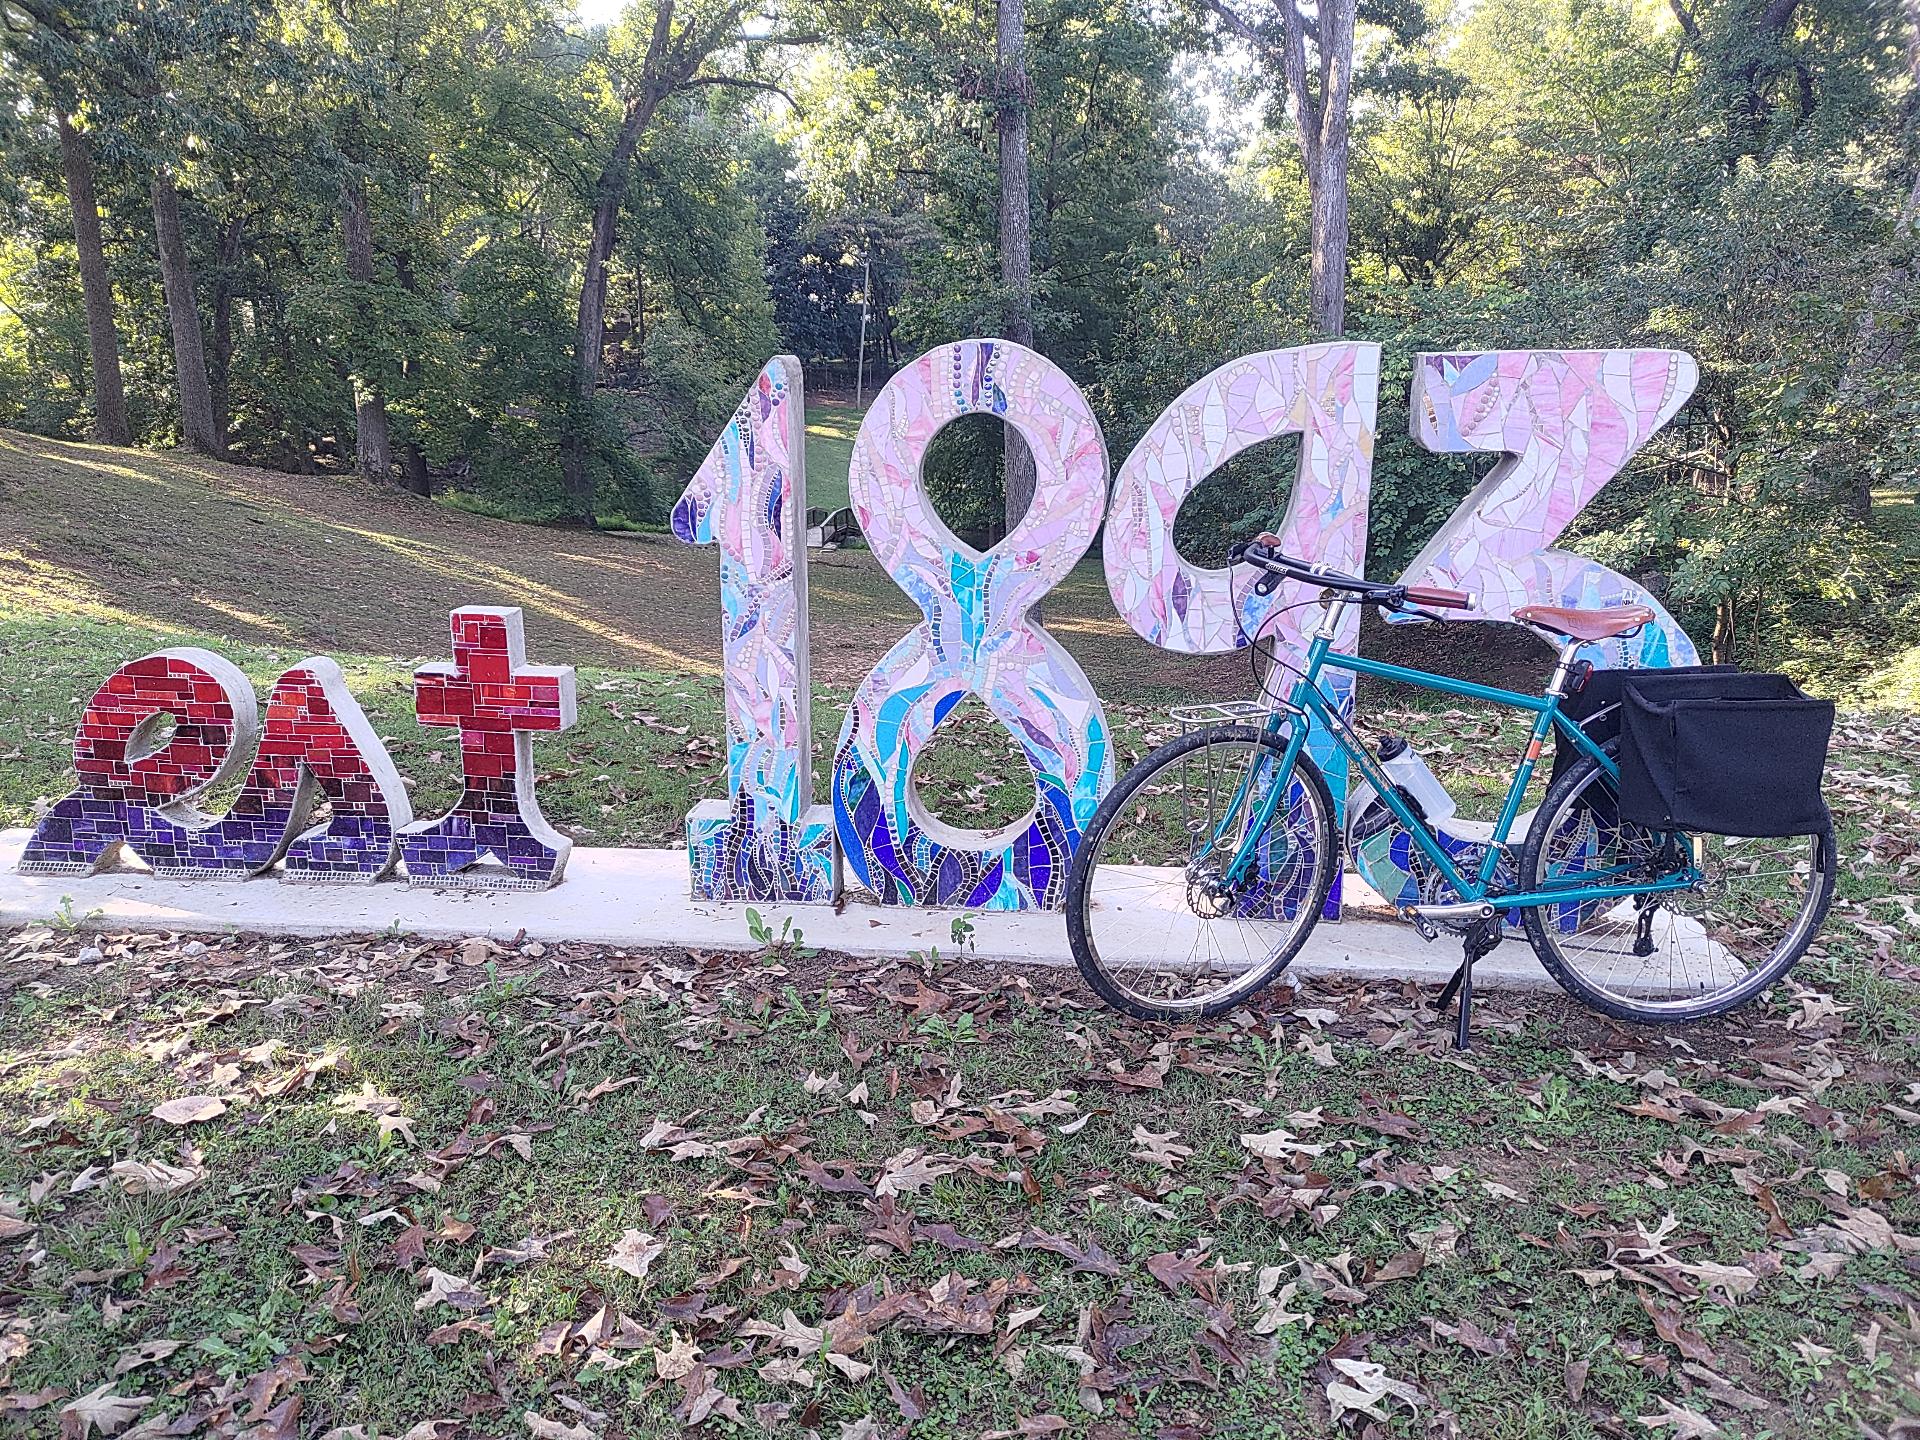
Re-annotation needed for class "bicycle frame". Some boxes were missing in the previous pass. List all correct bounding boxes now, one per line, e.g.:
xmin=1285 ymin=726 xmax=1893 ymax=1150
xmin=1221 ymin=597 xmax=1702 ymax=910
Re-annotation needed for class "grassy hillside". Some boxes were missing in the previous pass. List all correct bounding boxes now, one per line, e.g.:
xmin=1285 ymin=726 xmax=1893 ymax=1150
xmin=0 ymin=428 xmax=1231 ymax=846
xmin=0 ymin=428 xmax=1238 ymax=694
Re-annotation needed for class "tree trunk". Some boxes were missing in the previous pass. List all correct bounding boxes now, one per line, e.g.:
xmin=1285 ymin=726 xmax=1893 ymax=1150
xmin=1711 ymin=594 xmax=1737 ymax=666
xmin=1833 ymin=168 xmax=1919 ymax=521
xmin=560 ymin=186 xmax=620 ymax=525
xmin=58 ymin=115 xmax=131 ymax=446
xmin=210 ymin=212 xmax=245 ymax=439
xmin=1212 ymin=0 xmax=1358 ymax=336
xmin=1307 ymin=142 xmax=1351 ymax=333
xmin=401 ymin=442 xmax=431 ymax=497
xmin=1307 ymin=160 xmax=1350 ymax=337
xmin=340 ymin=175 xmax=393 ymax=482
xmin=1732 ymin=0 xmax=1804 ymax=139
xmin=150 ymin=169 xmax=222 ymax=455
xmin=561 ymin=92 xmax=660 ymax=525
xmin=1830 ymin=0 xmax=1919 ymax=521
xmin=1306 ymin=0 xmax=1356 ymax=336
xmin=997 ymin=0 xmax=1037 ymax=536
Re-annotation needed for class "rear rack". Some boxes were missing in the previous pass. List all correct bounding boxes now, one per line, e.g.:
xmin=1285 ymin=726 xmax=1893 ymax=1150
xmin=1167 ymin=700 xmax=1290 ymax=729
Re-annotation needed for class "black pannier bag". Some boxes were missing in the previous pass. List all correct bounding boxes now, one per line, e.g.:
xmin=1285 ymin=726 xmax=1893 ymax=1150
xmin=1564 ymin=668 xmax=1834 ymax=837
xmin=1550 ymin=665 xmax=1734 ymax=789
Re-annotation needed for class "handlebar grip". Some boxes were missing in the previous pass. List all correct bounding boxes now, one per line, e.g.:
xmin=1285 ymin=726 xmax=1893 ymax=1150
xmin=1403 ymin=585 xmax=1477 ymax=612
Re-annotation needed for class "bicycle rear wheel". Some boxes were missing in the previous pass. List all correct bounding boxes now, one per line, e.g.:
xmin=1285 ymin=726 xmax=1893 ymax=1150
xmin=1519 ymin=753 xmax=1836 ymax=1022
xmin=1064 ymin=724 xmax=1337 ymax=1021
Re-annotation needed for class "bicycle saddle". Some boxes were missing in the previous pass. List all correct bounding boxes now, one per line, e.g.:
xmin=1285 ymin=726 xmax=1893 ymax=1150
xmin=1512 ymin=603 xmax=1655 ymax=641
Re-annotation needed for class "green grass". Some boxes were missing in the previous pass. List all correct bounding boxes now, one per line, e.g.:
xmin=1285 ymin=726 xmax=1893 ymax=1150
xmin=1853 ymin=487 xmax=1920 ymax=707
xmin=804 ymin=399 xmax=858 ymax=514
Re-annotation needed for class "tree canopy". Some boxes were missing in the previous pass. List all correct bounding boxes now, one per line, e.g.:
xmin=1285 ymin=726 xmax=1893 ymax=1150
xmin=1 ymin=0 xmax=1915 ymax=684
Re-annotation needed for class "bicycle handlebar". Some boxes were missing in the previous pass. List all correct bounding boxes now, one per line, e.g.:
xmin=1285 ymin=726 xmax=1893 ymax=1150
xmin=1403 ymin=583 xmax=1477 ymax=612
xmin=1229 ymin=535 xmax=1478 ymax=615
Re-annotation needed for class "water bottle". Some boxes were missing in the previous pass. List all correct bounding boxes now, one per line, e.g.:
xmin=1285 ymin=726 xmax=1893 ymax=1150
xmin=1378 ymin=735 xmax=1455 ymax=821
xmin=1352 ymin=735 xmax=1455 ymax=824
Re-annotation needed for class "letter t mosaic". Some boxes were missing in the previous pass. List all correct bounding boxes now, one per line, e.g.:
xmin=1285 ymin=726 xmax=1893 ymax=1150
xmin=400 ymin=607 xmax=577 ymax=890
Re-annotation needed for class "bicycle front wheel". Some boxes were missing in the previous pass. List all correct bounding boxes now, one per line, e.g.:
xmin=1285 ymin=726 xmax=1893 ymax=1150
xmin=1520 ymin=753 xmax=1837 ymax=1023
xmin=1065 ymin=724 xmax=1337 ymax=1021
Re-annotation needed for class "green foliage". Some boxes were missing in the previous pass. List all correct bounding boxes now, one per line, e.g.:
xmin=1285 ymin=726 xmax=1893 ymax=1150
xmin=436 ymin=235 xmax=579 ymax=508
xmin=921 ymin=412 xmax=1013 ymax=540
xmin=0 ymin=230 xmax=90 ymax=436
xmin=0 ymin=0 xmax=1913 ymax=681
xmin=1091 ymin=180 xmax=1314 ymax=561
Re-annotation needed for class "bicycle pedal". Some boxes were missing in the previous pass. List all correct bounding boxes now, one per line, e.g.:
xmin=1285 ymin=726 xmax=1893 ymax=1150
xmin=1399 ymin=907 xmax=1441 ymax=943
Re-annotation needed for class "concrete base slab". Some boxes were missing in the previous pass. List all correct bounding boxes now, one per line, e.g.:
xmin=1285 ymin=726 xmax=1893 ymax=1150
xmin=0 ymin=828 xmax=1569 ymax=991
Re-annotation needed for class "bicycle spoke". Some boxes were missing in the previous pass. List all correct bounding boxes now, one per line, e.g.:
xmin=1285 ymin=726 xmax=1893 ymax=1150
xmin=1525 ymin=760 xmax=1829 ymax=1015
xmin=1073 ymin=728 xmax=1332 ymax=1018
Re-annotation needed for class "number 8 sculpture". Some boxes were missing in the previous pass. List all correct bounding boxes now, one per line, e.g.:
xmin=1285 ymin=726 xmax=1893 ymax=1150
xmin=832 ymin=340 xmax=1113 ymax=910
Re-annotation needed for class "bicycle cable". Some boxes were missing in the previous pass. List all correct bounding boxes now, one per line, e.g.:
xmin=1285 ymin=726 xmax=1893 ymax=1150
xmin=1240 ymin=596 xmax=1413 ymax=781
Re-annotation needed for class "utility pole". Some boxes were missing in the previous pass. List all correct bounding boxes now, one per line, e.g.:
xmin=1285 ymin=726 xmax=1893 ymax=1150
xmin=854 ymin=249 xmax=872 ymax=408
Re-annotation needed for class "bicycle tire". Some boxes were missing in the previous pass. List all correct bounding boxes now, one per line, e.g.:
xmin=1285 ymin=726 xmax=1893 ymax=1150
xmin=1065 ymin=723 xmax=1337 ymax=1021
xmin=1519 ymin=752 xmax=1837 ymax=1023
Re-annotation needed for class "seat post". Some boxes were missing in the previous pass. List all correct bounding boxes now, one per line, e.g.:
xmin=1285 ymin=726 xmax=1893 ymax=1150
xmin=1545 ymin=638 xmax=1583 ymax=699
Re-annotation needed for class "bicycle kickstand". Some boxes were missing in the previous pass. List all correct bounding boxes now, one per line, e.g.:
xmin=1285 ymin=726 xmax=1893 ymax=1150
xmin=1436 ymin=916 xmax=1503 ymax=1051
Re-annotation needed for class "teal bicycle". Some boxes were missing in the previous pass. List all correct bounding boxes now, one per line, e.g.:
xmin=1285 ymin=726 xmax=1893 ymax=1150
xmin=1064 ymin=539 xmax=1837 ymax=1044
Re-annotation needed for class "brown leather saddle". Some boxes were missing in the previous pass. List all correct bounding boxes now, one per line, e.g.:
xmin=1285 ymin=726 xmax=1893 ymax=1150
xmin=1511 ymin=603 xmax=1654 ymax=641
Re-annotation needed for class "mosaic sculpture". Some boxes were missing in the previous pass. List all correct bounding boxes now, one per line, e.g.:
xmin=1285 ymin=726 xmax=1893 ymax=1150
xmin=116 ymin=656 xmax=412 ymax=882
xmin=672 ymin=357 xmax=838 ymax=902
xmin=247 ymin=659 xmax=414 ymax=881
xmin=399 ymin=606 xmax=577 ymax=890
xmin=1398 ymin=349 xmax=1701 ymax=667
xmin=14 ymin=339 xmax=1710 ymax=918
xmin=1350 ymin=348 xmax=1700 ymax=915
xmin=1348 ymin=797 xmax=1520 ymax=923
xmin=1105 ymin=343 xmax=1382 ymax=917
xmin=40 ymin=657 xmax=415 ymax=883
xmin=1105 ymin=343 xmax=1380 ymax=658
xmin=18 ymin=649 xmax=259 ymax=877
xmin=832 ymin=339 xmax=1112 ymax=910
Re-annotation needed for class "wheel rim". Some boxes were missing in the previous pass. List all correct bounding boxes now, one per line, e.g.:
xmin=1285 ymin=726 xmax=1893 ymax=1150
xmin=1077 ymin=735 xmax=1330 ymax=1015
xmin=1530 ymin=765 xmax=1830 ymax=1013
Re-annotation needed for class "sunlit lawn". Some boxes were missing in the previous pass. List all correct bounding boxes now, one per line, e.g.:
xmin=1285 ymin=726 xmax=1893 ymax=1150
xmin=804 ymin=399 xmax=859 ymax=515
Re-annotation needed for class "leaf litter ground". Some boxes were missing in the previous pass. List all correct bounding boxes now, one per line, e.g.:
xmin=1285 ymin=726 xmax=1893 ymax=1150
xmin=0 ymin=917 xmax=1915 ymax=1439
